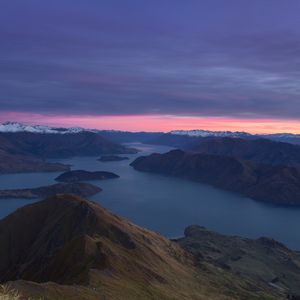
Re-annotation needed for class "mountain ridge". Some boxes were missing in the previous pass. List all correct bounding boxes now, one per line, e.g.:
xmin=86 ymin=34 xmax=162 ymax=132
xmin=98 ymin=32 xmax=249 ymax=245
xmin=0 ymin=194 xmax=286 ymax=299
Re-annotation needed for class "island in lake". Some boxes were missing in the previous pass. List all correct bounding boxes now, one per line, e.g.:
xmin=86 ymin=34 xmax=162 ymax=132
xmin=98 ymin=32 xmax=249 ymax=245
xmin=98 ymin=155 xmax=129 ymax=162
xmin=0 ymin=182 xmax=102 ymax=199
xmin=55 ymin=170 xmax=120 ymax=182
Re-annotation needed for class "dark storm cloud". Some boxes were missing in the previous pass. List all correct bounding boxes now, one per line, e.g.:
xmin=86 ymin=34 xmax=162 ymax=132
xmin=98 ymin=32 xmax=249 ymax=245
xmin=1 ymin=0 xmax=300 ymax=119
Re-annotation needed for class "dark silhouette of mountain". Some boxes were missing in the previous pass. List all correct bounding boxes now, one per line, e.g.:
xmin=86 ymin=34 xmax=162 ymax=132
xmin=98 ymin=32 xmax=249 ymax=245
xmin=0 ymin=183 xmax=102 ymax=199
xmin=0 ymin=195 xmax=286 ymax=299
xmin=188 ymin=137 xmax=300 ymax=167
xmin=176 ymin=225 xmax=300 ymax=297
xmin=131 ymin=149 xmax=300 ymax=205
xmin=55 ymin=170 xmax=119 ymax=182
xmin=0 ymin=131 xmax=137 ymax=159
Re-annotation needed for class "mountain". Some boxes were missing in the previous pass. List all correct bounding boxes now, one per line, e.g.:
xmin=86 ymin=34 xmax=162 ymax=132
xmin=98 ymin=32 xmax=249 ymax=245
xmin=131 ymin=149 xmax=300 ymax=205
xmin=0 ymin=124 xmax=137 ymax=173
xmin=170 ymin=129 xmax=252 ymax=138
xmin=0 ymin=183 xmax=102 ymax=199
xmin=149 ymin=129 xmax=300 ymax=147
xmin=148 ymin=130 xmax=253 ymax=148
xmin=262 ymin=133 xmax=300 ymax=145
xmin=0 ymin=122 xmax=163 ymax=143
xmin=188 ymin=137 xmax=300 ymax=167
xmin=0 ymin=150 xmax=70 ymax=174
xmin=0 ymin=194 xmax=285 ymax=299
xmin=0 ymin=122 xmax=89 ymax=134
xmin=176 ymin=225 xmax=300 ymax=296
xmin=97 ymin=130 xmax=163 ymax=143
xmin=0 ymin=131 xmax=137 ymax=159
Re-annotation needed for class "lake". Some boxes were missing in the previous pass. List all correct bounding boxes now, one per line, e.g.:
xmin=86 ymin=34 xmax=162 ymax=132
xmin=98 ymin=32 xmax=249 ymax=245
xmin=1 ymin=143 xmax=300 ymax=249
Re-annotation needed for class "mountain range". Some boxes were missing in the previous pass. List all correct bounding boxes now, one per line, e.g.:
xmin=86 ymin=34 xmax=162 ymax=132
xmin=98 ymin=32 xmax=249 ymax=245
xmin=2 ymin=122 xmax=300 ymax=145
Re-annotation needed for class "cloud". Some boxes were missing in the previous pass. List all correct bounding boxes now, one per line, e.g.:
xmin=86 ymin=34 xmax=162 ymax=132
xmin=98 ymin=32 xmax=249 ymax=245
xmin=0 ymin=0 xmax=300 ymax=120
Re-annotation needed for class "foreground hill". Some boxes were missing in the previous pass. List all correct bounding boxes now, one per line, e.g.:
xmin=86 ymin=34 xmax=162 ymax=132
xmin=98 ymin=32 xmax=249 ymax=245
xmin=0 ymin=195 xmax=282 ymax=299
xmin=131 ymin=149 xmax=300 ymax=205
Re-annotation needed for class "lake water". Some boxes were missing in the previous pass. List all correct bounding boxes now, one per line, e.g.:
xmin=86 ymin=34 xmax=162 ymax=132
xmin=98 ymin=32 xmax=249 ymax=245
xmin=1 ymin=143 xmax=300 ymax=249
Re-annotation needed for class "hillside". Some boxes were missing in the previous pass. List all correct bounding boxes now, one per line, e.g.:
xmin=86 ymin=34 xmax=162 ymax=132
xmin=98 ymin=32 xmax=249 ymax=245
xmin=0 ymin=132 xmax=137 ymax=159
xmin=188 ymin=137 xmax=300 ymax=167
xmin=0 ymin=150 xmax=70 ymax=174
xmin=149 ymin=133 xmax=300 ymax=167
xmin=131 ymin=149 xmax=300 ymax=205
xmin=176 ymin=225 xmax=300 ymax=296
xmin=0 ymin=194 xmax=282 ymax=300
xmin=0 ymin=131 xmax=136 ymax=173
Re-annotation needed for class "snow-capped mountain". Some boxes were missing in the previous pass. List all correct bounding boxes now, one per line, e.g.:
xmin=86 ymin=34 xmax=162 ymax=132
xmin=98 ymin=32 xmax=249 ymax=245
xmin=170 ymin=129 xmax=251 ymax=138
xmin=0 ymin=122 xmax=89 ymax=134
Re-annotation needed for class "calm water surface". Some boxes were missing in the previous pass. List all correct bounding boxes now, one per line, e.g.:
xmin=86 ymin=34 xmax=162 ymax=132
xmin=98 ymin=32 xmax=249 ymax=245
xmin=1 ymin=143 xmax=300 ymax=249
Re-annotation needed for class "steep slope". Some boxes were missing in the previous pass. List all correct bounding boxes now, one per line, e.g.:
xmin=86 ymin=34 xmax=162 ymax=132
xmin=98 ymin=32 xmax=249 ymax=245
xmin=0 ymin=195 xmax=280 ymax=300
xmin=131 ymin=150 xmax=300 ymax=205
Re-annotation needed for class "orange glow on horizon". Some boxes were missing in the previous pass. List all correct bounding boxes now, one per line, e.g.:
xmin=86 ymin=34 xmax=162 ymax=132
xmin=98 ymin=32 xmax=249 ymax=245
xmin=1 ymin=112 xmax=300 ymax=134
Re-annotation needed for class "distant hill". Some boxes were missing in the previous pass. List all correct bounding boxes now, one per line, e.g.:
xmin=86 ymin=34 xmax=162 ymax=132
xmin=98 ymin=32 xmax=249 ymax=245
xmin=0 ymin=122 xmax=163 ymax=143
xmin=0 ymin=182 xmax=102 ymax=199
xmin=149 ymin=129 xmax=300 ymax=147
xmin=97 ymin=130 xmax=163 ymax=143
xmin=0 ymin=129 xmax=137 ymax=173
xmin=188 ymin=137 xmax=300 ymax=167
xmin=131 ymin=149 xmax=300 ymax=205
xmin=0 ymin=150 xmax=70 ymax=174
xmin=0 ymin=194 xmax=288 ymax=299
xmin=0 ymin=131 xmax=137 ymax=159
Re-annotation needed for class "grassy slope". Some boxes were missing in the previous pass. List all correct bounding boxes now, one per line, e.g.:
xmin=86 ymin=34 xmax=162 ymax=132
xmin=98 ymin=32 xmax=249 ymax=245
xmin=0 ymin=195 xmax=284 ymax=300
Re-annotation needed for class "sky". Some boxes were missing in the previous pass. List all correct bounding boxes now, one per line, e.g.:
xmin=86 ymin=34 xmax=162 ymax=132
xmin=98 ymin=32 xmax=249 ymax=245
xmin=1 ymin=0 xmax=300 ymax=133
